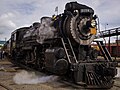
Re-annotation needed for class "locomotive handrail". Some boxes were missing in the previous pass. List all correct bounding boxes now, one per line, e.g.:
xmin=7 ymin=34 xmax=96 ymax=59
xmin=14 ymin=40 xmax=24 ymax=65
xmin=61 ymin=38 xmax=78 ymax=64
xmin=67 ymin=38 xmax=78 ymax=63
xmin=61 ymin=38 xmax=72 ymax=63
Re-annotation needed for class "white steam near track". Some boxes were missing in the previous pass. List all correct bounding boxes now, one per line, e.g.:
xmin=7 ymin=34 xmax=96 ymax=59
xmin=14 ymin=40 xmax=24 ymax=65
xmin=115 ymin=67 xmax=120 ymax=78
xmin=13 ymin=70 xmax=58 ymax=84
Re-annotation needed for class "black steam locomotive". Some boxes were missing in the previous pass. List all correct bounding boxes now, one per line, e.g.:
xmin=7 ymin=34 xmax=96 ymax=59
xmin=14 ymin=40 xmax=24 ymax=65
xmin=10 ymin=2 xmax=117 ymax=89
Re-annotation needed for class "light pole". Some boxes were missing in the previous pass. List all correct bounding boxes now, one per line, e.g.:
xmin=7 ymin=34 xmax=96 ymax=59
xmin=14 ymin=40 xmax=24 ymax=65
xmin=105 ymin=23 xmax=108 ymax=30
xmin=5 ymin=38 xmax=7 ymax=42
xmin=55 ymin=6 xmax=58 ymax=15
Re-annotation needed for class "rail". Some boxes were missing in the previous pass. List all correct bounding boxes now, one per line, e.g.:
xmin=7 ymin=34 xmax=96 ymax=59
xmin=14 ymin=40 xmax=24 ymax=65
xmin=0 ymin=83 xmax=12 ymax=90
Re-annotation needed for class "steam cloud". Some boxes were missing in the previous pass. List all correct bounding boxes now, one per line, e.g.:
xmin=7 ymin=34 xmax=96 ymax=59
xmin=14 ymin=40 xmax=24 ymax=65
xmin=13 ymin=70 xmax=58 ymax=84
xmin=115 ymin=67 xmax=120 ymax=78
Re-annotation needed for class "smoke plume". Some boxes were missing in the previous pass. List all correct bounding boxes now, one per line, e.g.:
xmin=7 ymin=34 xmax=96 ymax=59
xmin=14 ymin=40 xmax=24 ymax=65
xmin=13 ymin=70 xmax=58 ymax=84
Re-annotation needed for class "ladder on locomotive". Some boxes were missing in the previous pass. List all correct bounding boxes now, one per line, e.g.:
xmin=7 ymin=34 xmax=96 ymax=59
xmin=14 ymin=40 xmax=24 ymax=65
xmin=96 ymin=41 xmax=113 ymax=61
xmin=61 ymin=38 xmax=78 ymax=64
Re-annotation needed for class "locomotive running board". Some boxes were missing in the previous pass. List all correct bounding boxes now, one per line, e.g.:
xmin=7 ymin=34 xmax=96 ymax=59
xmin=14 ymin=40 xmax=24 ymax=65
xmin=61 ymin=38 xmax=78 ymax=64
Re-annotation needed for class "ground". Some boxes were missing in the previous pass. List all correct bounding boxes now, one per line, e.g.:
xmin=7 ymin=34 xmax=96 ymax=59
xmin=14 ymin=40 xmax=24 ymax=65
xmin=0 ymin=58 xmax=120 ymax=90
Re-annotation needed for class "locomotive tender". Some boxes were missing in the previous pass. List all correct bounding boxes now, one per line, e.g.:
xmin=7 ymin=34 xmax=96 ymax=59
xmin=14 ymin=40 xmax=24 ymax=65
xmin=10 ymin=2 xmax=117 ymax=88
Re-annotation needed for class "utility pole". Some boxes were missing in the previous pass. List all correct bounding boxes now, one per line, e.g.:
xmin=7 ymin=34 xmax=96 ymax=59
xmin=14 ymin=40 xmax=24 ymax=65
xmin=55 ymin=6 xmax=58 ymax=15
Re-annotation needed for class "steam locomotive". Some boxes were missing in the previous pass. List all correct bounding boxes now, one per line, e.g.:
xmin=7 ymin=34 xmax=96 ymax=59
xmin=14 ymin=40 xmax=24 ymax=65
xmin=10 ymin=2 xmax=117 ymax=89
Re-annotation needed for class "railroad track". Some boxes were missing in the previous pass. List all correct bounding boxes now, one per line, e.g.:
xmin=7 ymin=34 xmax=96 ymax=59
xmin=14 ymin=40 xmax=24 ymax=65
xmin=9 ymin=60 xmax=120 ymax=90
xmin=0 ymin=83 xmax=13 ymax=90
xmin=114 ymin=84 xmax=120 ymax=88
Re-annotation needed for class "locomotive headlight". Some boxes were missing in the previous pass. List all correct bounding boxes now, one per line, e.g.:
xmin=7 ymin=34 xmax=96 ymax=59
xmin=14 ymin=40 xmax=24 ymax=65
xmin=91 ymin=20 xmax=96 ymax=27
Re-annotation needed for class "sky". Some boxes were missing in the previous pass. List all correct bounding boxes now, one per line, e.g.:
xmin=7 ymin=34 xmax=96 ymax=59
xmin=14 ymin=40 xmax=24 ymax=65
xmin=0 ymin=0 xmax=120 ymax=41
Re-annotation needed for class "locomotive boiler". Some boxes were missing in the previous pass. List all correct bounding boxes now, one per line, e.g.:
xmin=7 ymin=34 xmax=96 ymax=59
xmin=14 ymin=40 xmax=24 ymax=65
xmin=10 ymin=2 xmax=117 ymax=89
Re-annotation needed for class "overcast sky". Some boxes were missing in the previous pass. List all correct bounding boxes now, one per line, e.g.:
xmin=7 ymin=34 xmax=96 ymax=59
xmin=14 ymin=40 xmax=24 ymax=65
xmin=0 ymin=0 xmax=120 ymax=41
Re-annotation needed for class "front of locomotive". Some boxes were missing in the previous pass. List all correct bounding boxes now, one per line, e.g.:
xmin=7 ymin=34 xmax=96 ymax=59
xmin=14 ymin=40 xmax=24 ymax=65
xmin=61 ymin=2 xmax=97 ymax=45
xmin=59 ymin=2 xmax=118 ymax=89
